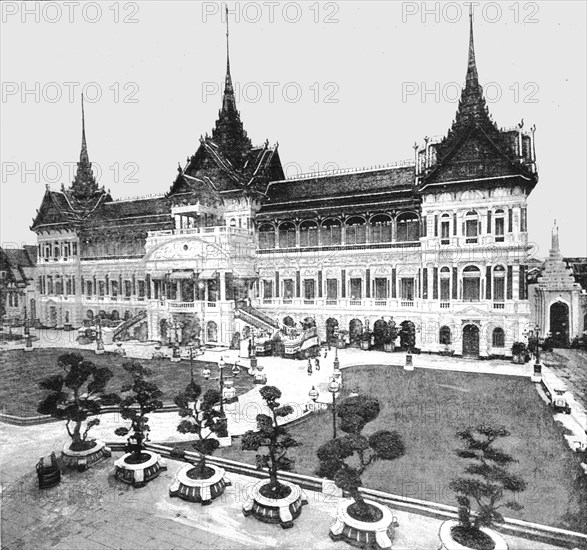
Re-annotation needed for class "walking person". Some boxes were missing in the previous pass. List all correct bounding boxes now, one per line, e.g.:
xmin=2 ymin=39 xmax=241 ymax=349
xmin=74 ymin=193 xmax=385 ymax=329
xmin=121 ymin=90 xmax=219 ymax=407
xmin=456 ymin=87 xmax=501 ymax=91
xmin=315 ymin=357 xmax=320 ymax=371
xmin=307 ymin=358 xmax=313 ymax=376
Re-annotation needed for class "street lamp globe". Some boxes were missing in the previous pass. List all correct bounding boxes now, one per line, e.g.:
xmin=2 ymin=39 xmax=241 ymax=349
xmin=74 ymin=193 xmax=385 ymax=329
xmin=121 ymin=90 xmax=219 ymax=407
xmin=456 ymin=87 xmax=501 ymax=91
xmin=232 ymin=363 xmax=241 ymax=377
xmin=328 ymin=378 xmax=340 ymax=394
xmin=308 ymin=386 xmax=319 ymax=402
xmin=202 ymin=367 xmax=211 ymax=380
xmin=219 ymin=356 xmax=225 ymax=371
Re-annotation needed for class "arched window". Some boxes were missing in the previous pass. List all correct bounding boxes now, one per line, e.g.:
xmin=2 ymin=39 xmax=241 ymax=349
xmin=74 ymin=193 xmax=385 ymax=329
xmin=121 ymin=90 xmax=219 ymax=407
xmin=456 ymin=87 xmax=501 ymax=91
xmin=440 ymin=266 xmax=451 ymax=301
xmin=492 ymin=327 xmax=505 ymax=348
xmin=493 ymin=265 xmax=506 ymax=302
xmin=299 ymin=220 xmax=319 ymax=247
xmin=229 ymin=218 xmax=237 ymax=227
xmin=278 ymin=221 xmax=296 ymax=248
xmin=206 ymin=321 xmax=218 ymax=342
xmin=321 ymin=218 xmax=342 ymax=246
xmin=440 ymin=213 xmax=450 ymax=243
xmin=345 ymin=217 xmax=366 ymax=245
xmin=396 ymin=212 xmax=420 ymax=242
xmin=462 ymin=265 xmax=481 ymax=302
xmin=494 ymin=209 xmax=505 ymax=242
xmin=465 ymin=211 xmax=479 ymax=243
xmin=370 ymin=214 xmax=392 ymax=243
xmin=439 ymin=325 xmax=451 ymax=345
xmin=258 ymin=223 xmax=276 ymax=249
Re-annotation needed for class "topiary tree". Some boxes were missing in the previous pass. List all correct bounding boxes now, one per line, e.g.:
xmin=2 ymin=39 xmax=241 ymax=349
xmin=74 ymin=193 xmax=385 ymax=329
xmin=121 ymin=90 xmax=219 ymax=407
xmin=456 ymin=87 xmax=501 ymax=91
xmin=174 ymin=381 xmax=224 ymax=478
xmin=37 ymin=353 xmax=118 ymax=451
xmin=241 ymin=385 xmax=299 ymax=499
xmin=114 ymin=362 xmax=163 ymax=457
xmin=316 ymin=395 xmax=405 ymax=522
xmin=449 ymin=425 xmax=527 ymax=549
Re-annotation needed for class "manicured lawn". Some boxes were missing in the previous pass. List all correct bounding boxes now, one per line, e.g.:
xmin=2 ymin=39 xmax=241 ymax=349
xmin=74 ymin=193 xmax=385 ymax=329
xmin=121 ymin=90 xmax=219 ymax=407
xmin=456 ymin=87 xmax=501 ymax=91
xmin=207 ymin=365 xmax=586 ymax=532
xmin=0 ymin=348 xmax=254 ymax=417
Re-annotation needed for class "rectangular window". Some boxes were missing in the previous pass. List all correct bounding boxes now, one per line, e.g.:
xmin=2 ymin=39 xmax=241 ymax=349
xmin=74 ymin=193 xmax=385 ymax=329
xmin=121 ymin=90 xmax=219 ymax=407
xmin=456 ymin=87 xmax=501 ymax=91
xmin=487 ymin=211 xmax=492 ymax=233
xmin=508 ymin=209 xmax=513 ymax=232
xmin=434 ymin=215 xmax=438 ymax=237
xmin=374 ymin=278 xmax=388 ymax=299
xmin=283 ymin=279 xmax=294 ymax=299
xmin=520 ymin=208 xmax=527 ymax=232
xmin=72 ymin=242 xmax=77 ymax=255
xmin=493 ymin=278 xmax=505 ymax=301
xmin=463 ymin=278 xmax=480 ymax=301
xmin=441 ymin=221 xmax=450 ymax=242
xmin=400 ymin=278 xmax=414 ymax=301
xmin=466 ymin=219 xmax=478 ymax=238
xmin=99 ymin=280 xmax=105 ymax=296
xmin=326 ymin=279 xmax=338 ymax=300
xmin=303 ymin=279 xmax=315 ymax=300
xmin=495 ymin=217 xmax=505 ymax=241
xmin=263 ymin=280 xmax=273 ymax=299
xmin=440 ymin=278 xmax=450 ymax=301
xmin=111 ymin=280 xmax=119 ymax=297
xmin=138 ymin=280 xmax=146 ymax=298
xmin=350 ymin=278 xmax=362 ymax=300
xmin=124 ymin=280 xmax=132 ymax=297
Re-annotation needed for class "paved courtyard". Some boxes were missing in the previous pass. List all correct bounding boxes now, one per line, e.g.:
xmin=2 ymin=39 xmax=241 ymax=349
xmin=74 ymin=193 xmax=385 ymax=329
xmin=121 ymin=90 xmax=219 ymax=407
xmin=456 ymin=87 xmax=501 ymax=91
xmin=0 ymin=454 xmax=566 ymax=550
xmin=1 ymin=333 xmax=585 ymax=549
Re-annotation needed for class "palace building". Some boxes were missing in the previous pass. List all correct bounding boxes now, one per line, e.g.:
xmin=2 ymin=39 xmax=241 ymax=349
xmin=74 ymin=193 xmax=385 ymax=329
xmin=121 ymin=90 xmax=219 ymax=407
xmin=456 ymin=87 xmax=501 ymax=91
xmin=23 ymin=16 xmax=551 ymax=358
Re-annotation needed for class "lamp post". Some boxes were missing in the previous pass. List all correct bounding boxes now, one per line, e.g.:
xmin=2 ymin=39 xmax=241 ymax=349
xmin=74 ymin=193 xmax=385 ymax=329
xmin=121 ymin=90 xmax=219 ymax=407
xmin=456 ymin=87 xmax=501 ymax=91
xmin=249 ymin=328 xmax=258 ymax=371
xmin=95 ymin=316 xmax=104 ymax=355
xmin=187 ymin=341 xmax=204 ymax=384
xmin=328 ymin=377 xmax=340 ymax=439
xmin=532 ymin=323 xmax=542 ymax=382
xmin=171 ymin=318 xmax=182 ymax=362
xmin=23 ymin=304 xmax=33 ymax=352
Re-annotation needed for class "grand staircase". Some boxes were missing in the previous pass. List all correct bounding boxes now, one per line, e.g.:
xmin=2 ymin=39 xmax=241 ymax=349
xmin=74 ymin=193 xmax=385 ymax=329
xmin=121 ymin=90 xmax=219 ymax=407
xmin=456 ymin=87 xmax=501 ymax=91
xmin=113 ymin=311 xmax=148 ymax=341
xmin=234 ymin=304 xmax=281 ymax=334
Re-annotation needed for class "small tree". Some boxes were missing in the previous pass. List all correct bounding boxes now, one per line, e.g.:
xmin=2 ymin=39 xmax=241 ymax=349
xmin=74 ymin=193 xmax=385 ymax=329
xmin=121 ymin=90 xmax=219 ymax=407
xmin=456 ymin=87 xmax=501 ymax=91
xmin=316 ymin=395 xmax=405 ymax=522
xmin=114 ymin=362 xmax=163 ymax=457
xmin=174 ymin=381 xmax=224 ymax=478
xmin=449 ymin=425 xmax=526 ymax=548
xmin=37 ymin=353 xmax=118 ymax=451
xmin=241 ymin=386 xmax=299 ymax=499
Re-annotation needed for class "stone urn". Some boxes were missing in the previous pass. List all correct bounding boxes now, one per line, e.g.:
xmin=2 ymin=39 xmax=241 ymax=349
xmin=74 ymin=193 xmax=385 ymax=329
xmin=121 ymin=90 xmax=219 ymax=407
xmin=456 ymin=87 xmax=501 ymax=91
xmin=114 ymin=450 xmax=167 ymax=487
xmin=330 ymin=498 xmax=398 ymax=550
xmin=169 ymin=463 xmax=231 ymax=505
xmin=61 ymin=440 xmax=111 ymax=472
xmin=242 ymin=478 xmax=308 ymax=529
xmin=438 ymin=520 xmax=508 ymax=550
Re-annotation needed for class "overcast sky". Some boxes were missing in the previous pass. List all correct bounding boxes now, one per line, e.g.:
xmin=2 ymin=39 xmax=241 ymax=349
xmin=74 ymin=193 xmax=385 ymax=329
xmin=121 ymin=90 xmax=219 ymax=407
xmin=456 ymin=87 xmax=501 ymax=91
xmin=1 ymin=1 xmax=585 ymax=258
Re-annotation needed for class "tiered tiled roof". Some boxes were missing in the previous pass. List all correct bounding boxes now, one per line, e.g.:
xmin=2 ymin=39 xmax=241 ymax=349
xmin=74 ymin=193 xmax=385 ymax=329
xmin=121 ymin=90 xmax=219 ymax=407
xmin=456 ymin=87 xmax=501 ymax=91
xmin=418 ymin=13 xmax=538 ymax=190
xmin=258 ymin=165 xmax=416 ymax=218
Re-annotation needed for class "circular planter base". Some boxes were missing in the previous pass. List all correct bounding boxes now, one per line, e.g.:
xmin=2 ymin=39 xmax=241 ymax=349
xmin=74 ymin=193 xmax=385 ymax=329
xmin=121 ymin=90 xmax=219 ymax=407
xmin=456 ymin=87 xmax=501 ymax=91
xmin=242 ymin=479 xmax=308 ymax=529
xmin=61 ymin=440 xmax=111 ymax=471
xmin=330 ymin=499 xmax=397 ymax=550
xmin=438 ymin=520 xmax=508 ymax=550
xmin=114 ymin=451 xmax=167 ymax=488
xmin=169 ymin=463 xmax=231 ymax=505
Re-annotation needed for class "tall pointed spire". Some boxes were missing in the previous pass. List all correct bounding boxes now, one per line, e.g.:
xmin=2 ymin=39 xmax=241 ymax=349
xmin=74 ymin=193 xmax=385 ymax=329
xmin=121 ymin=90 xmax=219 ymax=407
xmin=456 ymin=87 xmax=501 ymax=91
xmin=222 ymin=5 xmax=236 ymax=113
xmin=551 ymin=220 xmax=561 ymax=256
xmin=465 ymin=5 xmax=479 ymax=92
xmin=70 ymin=94 xmax=98 ymax=200
xmin=80 ymin=94 xmax=89 ymax=164
xmin=211 ymin=7 xmax=252 ymax=168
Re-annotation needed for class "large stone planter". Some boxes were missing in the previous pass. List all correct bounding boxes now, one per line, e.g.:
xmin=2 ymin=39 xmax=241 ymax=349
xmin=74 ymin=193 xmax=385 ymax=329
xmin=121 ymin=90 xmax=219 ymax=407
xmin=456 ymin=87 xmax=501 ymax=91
xmin=438 ymin=520 xmax=508 ymax=550
xmin=330 ymin=498 xmax=398 ymax=550
xmin=61 ymin=440 xmax=111 ymax=471
xmin=114 ymin=450 xmax=167 ymax=487
xmin=242 ymin=479 xmax=308 ymax=529
xmin=169 ymin=463 xmax=231 ymax=505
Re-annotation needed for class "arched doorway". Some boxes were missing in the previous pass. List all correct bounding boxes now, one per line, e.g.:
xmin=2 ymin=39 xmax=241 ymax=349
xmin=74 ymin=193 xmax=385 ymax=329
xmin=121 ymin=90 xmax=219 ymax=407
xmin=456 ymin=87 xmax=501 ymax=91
xmin=349 ymin=319 xmax=363 ymax=347
xmin=462 ymin=324 xmax=480 ymax=358
xmin=326 ymin=318 xmax=339 ymax=346
xmin=550 ymin=301 xmax=570 ymax=348
xmin=207 ymin=321 xmax=218 ymax=342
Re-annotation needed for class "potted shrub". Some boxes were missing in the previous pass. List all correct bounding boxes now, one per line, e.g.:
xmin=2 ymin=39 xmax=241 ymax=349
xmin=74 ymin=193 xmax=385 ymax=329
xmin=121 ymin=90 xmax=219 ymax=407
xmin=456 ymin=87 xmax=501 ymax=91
xmin=382 ymin=322 xmax=397 ymax=353
xmin=169 ymin=381 xmax=231 ymax=504
xmin=241 ymin=385 xmax=307 ymax=528
xmin=441 ymin=425 xmax=527 ymax=550
xmin=316 ymin=395 xmax=405 ymax=550
xmin=113 ymin=362 xmax=167 ymax=487
xmin=37 ymin=352 xmax=117 ymax=471
xmin=511 ymin=342 xmax=527 ymax=364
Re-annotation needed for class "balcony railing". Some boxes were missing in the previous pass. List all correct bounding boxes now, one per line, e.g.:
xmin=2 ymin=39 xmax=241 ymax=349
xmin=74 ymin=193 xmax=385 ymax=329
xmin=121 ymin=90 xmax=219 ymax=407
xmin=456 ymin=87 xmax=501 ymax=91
xmin=493 ymin=302 xmax=505 ymax=309
xmin=440 ymin=302 xmax=451 ymax=309
xmin=400 ymin=301 xmax=414 ymax=307
xmin=149 ymin=226 xmax=250 ymax=238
